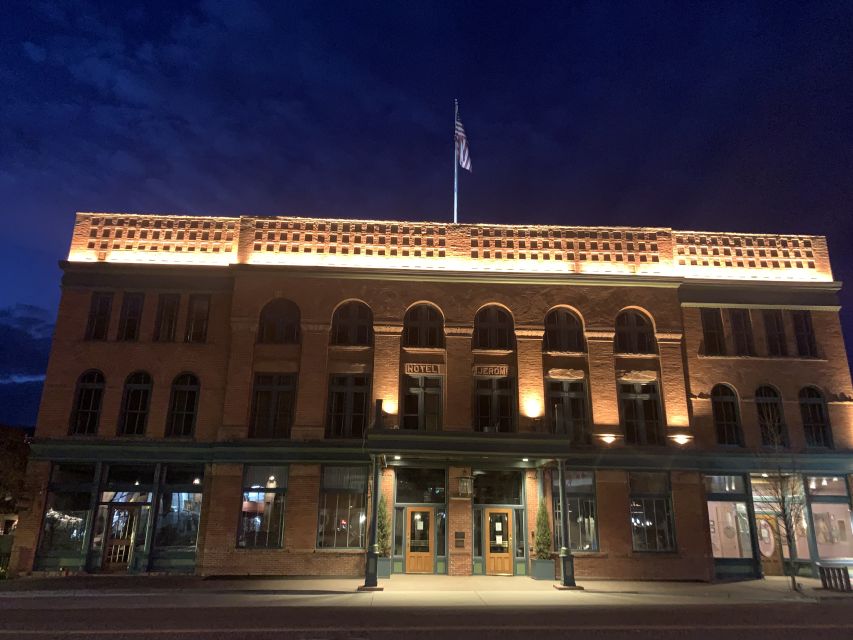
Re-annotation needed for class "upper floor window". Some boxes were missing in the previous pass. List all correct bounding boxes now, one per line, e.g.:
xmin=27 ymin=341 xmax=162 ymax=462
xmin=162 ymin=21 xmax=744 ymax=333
xmin=402 ymin=375 xmax=442 ymax=431
xmin=119 ymin=371 xmax=153 ymax=436
xmin=257 ymin=298 xmax=300 ymax=344
xmin=792 ymin=311 xmax=818 ymax=358
xmin=474 ymin=376 xmax=515 ymax=433
xmin=403 ymin=304 xmax=444 ymax=348
xmin=331 ymin=301 xmax=373 ymax=347
xmin=711 ymin=385 xmax=743 ymax=447
xmin=614 ymin=310 xmax=655 ymax=354
xmin=154 ymin=294 xmax=180 ymax=342
xmin=543 ymin=308 xmax=585 ymax=352
xmin=185 ymin=294 xmax=210 ymax=343
xmin=800 ymin=387 xmax=832 ymax=448
xmin=250 ymin=373 xmax=297 ymax=438
xmin=473 ymin=305 xmax=514 ymax=350
xmin=326 ymin=375 xmax=371 ymax=438
xmin=700 ymin=308 xmax=726 ymax=356
xmin=85 ymin=292 xmax=113 ymax=341
xmin=546 ymin=380 xmax=590 ymax=444
xmin=728 ymin=309 xmax=754 ymax=356
xmin=69 ymin=370 xmax=105 ymax=435
xmin=117 ymin=293 xmax=144 ymax=341
xmin=166 ymin=373 xmax=200 ymax=438
xmin=756 ymin=385 xmax=787 ymax=447
xmin=763 ymin=310 xmax=788 ymax=357
xmin=619 ymin=382 xmax=664 ymax=445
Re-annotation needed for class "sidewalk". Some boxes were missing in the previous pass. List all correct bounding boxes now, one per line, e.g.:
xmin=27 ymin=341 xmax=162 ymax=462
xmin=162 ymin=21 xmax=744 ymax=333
xmin=1 ymin=574 xmax=850 ymax=606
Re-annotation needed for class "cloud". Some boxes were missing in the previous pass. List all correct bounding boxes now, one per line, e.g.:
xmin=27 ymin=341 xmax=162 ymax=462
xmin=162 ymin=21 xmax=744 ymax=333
xmin=22 ymin=41 xmax=47 ymax=63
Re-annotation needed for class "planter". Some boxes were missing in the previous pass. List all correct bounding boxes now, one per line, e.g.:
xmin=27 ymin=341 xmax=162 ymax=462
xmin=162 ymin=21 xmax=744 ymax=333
xmin=531 ymin=558 xmax=555 ymax=580
xmin=377 ymin=557 xmax=392 ymax=578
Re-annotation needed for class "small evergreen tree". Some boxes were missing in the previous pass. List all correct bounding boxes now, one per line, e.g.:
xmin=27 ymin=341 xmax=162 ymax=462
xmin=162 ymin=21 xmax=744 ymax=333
xmin=377 ymin=493 xmax=392 ymax=557
xmin=533 ymin=496 xmax=552 ymax=560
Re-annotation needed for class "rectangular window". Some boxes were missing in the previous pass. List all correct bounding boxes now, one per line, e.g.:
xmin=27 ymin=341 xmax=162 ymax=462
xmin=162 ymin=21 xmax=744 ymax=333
xmin=238 ymin=465 xmax=287 ymax=548
xmin=629 ymin=472 xmax=676 ymax=552
xmin=326 ymin=375 xmax=370 ymax=438
xmin=117 ymin=293 xmax=144 ymax=341
xmin=552 ymin=470 xmax=597 ymax=551
xmin=474 ymin=376 xmax=516 ymax=433
xmin=402 ymin=375 xmax=442 ymax=431
xmin=619 ymin=382 xmax=664 ymax=446
xmin=317 ymin=466 xmax=368 ymax=549
xmin=395 ymin=467 xmax=446 ymax=503
xmin=728 ymin=309 xmax=754 ymax=356
xmin=154 ymin=492 xmax=203 ymax=550
xmin=472 ymin=470 xmax=522 ymax=505
xmin=85 ymin=292 xmax=113 ymax=340
xmin=38 ymin=492 xmax=91 ymax=555
xmin=184 ymin=294 xmax=210 ymax=343
xmin=792 ymin=310 xmax=818 ymax=358
xmin=810 ymin=502 xmax=853 ymax=559
xmin=762 ymin=310 xmax=788 ymax=357
xmin=154 ymin=294 xmax=180 ymax=342
xmin=546 ymin=380 xmax=590 ymax=443
xmin=250 ymin=374 xmax=297 ymax=438
xmin=700 ymin=308 xmax=726 ymax=356
xmin=704 ymin=474 xmax=752 ymax=559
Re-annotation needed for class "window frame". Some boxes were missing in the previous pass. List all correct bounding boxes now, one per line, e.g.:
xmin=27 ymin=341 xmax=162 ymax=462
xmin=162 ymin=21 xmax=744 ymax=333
xmin=543 ymin=308 xmax=585 ymax=353
xmin=331 ymin=301 xmax=373 ymax=347
xmin=249 ymin=373 xmax=298 ymax=439
xmin=325 ymin=374 xmax=371 ymax=438
xmin=545 ymin=379 xmax=591 ymax=444
xmin=618 ymin=382 xmax=665 ymax=446
xmin=614 ymin=310 xmax=655 ymax=355
xmin=184 ymin=294 xmax=211 ymax=344
xmin=401 ymin=374 xmax=443 ymax=432
xmin=402 ymin=304 xmax=445 ymax=349
xmin=237 ymin=465 xmax=288 ymax=549
xmin=85 ymin=292 xmax=113 ymax=341
xmin=552 ymin=470 xmax=598 ymax=552
xmin=700 ymin=308 xmax=726 ymax=356
xmin=69 ymin=370 xmax=105 ymax=436
xmin=799 ymin=387 xmax=833 ymax=449
xmin=117 ymin=292 xmax=145 ymax=342
xmin=473 ymin=306 xmax=515 ymax=351
xmin=756 ymin=385 xmax=788 ymax=448
xmin=118 ymin=371 xmax=153 ymax=436
xmin=316 ymin=465 xmax=369 ymax=550
xmin=166 ymin=373 xmax=200 ymax=438
xmin=257 ymin=298 xmax=301 ymax=345
xmin=728 ymin=309 xmax=755 ymax=356
xmin=792 ymin=310 xmax=818 ymax=358
xmin=473 ymin=375 xmax=517 ymax=433
xmin=710 ymin=384 xmax=743 ymax=447
xmin=762 ymin=309 xmax=788 ymax=357
xmin=154 ymin=293 xmax=180 ymax=342
xmin=629 ymin=472 xmax=676 ymax=553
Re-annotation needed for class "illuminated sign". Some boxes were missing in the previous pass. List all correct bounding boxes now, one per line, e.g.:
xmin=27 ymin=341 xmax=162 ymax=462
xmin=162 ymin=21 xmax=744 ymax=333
xmin=404 ymin=363 xmax=444 ymax=375
xmin=473 ymin=365 xmax=509 ymax=376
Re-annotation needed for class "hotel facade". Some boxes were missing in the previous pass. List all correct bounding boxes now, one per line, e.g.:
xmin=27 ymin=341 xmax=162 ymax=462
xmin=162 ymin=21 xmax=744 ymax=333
xmin=8 ymin=212 xmax=853 ymax=581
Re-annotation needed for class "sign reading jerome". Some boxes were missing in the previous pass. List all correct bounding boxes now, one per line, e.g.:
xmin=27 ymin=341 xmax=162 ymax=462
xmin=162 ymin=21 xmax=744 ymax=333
xmin=472 ymin=364 xmax=509 ymax=376
xmin=404 ymin=363 xmax=444 ymax=375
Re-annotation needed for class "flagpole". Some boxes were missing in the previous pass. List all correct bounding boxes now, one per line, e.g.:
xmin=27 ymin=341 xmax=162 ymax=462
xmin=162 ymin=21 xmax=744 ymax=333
xmin=453 ymin=99 xmax=459 ymax=224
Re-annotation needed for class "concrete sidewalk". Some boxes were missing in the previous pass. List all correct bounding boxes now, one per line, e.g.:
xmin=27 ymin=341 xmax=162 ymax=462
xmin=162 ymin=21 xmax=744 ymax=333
xmin=1 ymin=574 xmax=850 ymax=607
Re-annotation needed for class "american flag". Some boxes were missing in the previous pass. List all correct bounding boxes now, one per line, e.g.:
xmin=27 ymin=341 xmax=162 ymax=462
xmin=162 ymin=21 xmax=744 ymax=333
xmin=455 ymin=110 xmax=472 ymax=172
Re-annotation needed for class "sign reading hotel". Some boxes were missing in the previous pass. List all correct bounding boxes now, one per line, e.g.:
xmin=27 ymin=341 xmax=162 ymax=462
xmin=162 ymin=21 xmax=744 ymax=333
xmin=473 ymin=365 xmax=509 ymax=376
xmin=404 ymin=363 xmax=445 ymax=375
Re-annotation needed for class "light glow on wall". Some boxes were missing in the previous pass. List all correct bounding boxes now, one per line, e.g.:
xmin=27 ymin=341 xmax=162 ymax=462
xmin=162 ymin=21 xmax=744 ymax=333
xmin=670 ymin=434 xmax=692 ymax=446
xmin=522 ymin=395 xmax=544 ymax=418
xmin=382 ymin=398 xmax=398 ymax=415
xmin=599 ymin=434 xmax=617 ymax=445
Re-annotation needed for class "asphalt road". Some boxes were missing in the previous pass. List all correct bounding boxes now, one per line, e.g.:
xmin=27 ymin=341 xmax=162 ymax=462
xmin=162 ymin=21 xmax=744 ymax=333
xmin=1 ymin=598 xmax=852 ymax=640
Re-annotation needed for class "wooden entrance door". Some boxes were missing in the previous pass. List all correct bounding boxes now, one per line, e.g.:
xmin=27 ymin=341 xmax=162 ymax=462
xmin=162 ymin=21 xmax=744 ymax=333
xmin=485 ymin=508 xmax=513 ymax=575
xmin=405 ymin=507 xmax=434 ymax=574
xmin=102 ymin=506 xmax=139 ymax=572
xmin=756 ymin=514 xmax=784 ymax=576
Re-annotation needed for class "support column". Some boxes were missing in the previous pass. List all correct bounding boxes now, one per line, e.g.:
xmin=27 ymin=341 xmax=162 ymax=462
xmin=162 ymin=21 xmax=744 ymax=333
xmin=555 ymin=460 xmax=580 ymax=589
xmin=372 ymin=323 xmax=403 ymax=427
xmin=292 ymin=323 xmax=331 ymax=440
xmin=445 ymin=325 xmax=473 ymax=431
xmin=516 ymin=326 xmax=545 ymax=433
xmin=448 ymin=466 xmax=473 ymax=575
xmin=219 ymin=317 xmax=257 ymax=440
xmin=585 ymin=328 xmax=620 ymax=442
xmin=361 ymin=455 xmax=382 ymax=590
xmin=656 ymin=330 xmax=691 ymax=443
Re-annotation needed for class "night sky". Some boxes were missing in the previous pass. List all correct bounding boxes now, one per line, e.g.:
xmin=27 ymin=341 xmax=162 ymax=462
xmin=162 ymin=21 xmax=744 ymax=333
xmin=2 ymin=1 xmax=852 ymax=425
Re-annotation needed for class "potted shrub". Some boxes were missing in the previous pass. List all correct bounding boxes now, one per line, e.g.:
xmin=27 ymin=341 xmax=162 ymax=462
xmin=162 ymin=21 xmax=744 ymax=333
xmin=376 ymin=493 xmax=392 ymax=578
xmin=531 ymin=497 xmax=555 ymax=579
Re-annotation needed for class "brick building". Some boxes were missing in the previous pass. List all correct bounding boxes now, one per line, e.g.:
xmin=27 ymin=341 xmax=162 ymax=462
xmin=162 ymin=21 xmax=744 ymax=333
xmin=9 ymin=212 xmax=853 ymax=581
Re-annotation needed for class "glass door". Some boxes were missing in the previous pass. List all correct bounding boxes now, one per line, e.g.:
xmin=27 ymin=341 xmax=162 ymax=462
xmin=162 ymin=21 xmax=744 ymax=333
xmin=406 ymin=507 xmax=434 ymax=573
xmin=484 ymin=508 xmax=513 ymax=575
xmin=102 ymin=506 xmax=140 ymax=572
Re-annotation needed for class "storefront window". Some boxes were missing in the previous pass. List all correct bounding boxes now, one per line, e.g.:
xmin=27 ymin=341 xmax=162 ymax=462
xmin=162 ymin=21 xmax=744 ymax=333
xmin=154 ymin=492 xmax=202 ymax=549
xmin=394 ymin=506 xmax=404 ymax=555
xmin=707 ymin=501 xmax=753 ymax=558
xmin=552 ymin=471 xmax=597 ymax=551
xmin=629 ymin=472 xmax=675 ymax=552
xmin=39 ymin=493 xmax=90 ymax=554
xmin=473 ymin=470 xmax=522 ymax=505
xmin=238 ymin=465 xmax=287 ymax=548
xmin=806 ymin=476 xmax=848 ymax=497
xmin=316 ymin=466 xmax=367 ymax=549
xmin=436 ymin=509 xmax=447 ymax=556
xmin=811 ymin=502 xmax=853 ymax=559
xmin=704 ymin=475 xmax=746 ymax=494
xmin=395 ymin=468 xmax=445 ymax=503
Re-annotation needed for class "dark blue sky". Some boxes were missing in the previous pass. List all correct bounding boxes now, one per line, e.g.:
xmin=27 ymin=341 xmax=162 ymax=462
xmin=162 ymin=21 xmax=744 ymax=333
xmin=1 ymin=1 xmax=852 ymax=424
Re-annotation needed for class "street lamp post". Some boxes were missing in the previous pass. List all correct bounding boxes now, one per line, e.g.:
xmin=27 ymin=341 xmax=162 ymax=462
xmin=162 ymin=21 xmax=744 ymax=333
xmin=556 ymin=458 xmax=580 ymax=589
xmin=360 ymin=400 xmax=384 ymax=591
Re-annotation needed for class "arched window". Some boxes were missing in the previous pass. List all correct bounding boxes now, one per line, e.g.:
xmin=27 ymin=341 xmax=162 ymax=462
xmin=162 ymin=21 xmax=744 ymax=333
xmin=756 ymin=386 xmax=787 ymax=447
xmin=614 ymin=310 xmax=655 ymax=354
xmin=403 ymin=304 xmax=444 ymax=348
xmin=543 ymin=308 xmax=585 ymax=352
xmin=711 ymin=385 xmax=742 ymax=447
xmin=473 ymin=305 xmax=514 ymax=350
xmin=331 ymin=301 xmax=373 ymax=346
xmin=258 ymin=299 xmax=300 ymax=344
xmin=69 ymin=370 xmax=105 ymax=435
xmin=166 ymin=374 xmax=200 ymax=438
xmin=800 ymin=387 xmax=832 ymax=448
xmin=119 ymin=371 xmax=153 ymax=436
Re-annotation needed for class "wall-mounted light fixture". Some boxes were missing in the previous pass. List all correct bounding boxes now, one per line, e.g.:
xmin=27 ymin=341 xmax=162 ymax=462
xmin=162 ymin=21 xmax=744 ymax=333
xmin=456 ymin=475 xmax=474 ymax=499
